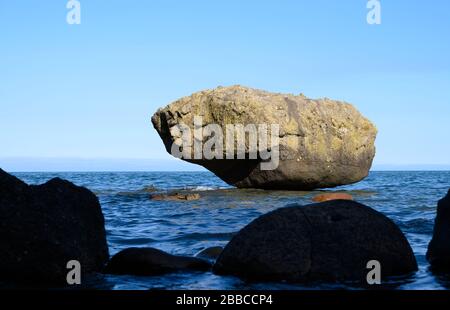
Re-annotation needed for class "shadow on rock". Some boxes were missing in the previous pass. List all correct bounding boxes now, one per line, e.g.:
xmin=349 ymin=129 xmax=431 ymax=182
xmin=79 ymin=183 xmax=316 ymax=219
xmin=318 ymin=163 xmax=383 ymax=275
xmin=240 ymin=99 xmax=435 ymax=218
xmin=213 ymin=200 xmax=417 ymax=285
xmin=427 ymin=189 xmax=450 ymax=273
xmin=0 ymin=168 xmax=109 ymax=286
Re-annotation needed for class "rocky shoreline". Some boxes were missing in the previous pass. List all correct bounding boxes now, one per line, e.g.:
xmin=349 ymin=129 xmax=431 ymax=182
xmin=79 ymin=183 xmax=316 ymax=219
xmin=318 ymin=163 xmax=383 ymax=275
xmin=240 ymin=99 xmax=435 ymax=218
xmin=1 ymin=168 xmax=449 ymax=288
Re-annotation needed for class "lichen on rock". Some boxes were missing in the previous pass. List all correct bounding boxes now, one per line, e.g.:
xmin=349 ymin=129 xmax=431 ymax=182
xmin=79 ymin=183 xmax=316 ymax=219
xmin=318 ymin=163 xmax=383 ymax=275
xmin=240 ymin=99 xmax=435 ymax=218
xmin=152 ymin=85 xmax=377 ymax=190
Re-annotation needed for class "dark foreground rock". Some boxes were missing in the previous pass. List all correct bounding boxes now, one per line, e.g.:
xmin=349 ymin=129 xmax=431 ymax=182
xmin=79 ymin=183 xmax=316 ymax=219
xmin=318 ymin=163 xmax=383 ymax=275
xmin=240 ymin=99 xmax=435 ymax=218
xmin=0 ymin=168 xmax=109 ymax=285
xmin=427 ymin=190 xmax=450 ymax=271
xmin=213 ymin=200 xmax=417 ymax=283
xmin=152 ymin=85 xmax=377 ymax=190
xmin=195 ymin=246 xmax=224 ymax=261
xmin=104 ymin=248 xmax=212 ymax=276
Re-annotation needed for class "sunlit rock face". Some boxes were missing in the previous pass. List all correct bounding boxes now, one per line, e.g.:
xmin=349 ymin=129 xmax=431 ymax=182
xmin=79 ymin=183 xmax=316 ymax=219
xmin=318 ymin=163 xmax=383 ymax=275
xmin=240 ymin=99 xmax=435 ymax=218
xmin=152 ymin=85 xmax=377 ymax=190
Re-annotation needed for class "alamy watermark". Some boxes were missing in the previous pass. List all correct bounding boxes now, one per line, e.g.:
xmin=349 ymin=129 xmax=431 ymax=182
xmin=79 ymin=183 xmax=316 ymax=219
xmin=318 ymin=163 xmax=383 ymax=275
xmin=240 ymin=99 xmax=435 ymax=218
xmin=66 ymin=0 xmax=81 ymax=25
xmin=64 ymin=2 xmax=380 ymax=27
xmin=367 ymin=0 xmax=381 ymax=25
xmin=170 ymin=116 xmax=280 ymax=171
xmin=366 ymin=260 xmax=381 ymax=285
xmin=66 ymin=260 xmax=81 ymax=285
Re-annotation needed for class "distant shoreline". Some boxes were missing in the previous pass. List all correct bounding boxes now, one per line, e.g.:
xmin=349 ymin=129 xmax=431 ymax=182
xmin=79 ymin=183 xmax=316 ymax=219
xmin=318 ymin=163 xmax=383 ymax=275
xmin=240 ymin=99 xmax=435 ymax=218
xmin=2 ymin=158 xmax=450 ymax=173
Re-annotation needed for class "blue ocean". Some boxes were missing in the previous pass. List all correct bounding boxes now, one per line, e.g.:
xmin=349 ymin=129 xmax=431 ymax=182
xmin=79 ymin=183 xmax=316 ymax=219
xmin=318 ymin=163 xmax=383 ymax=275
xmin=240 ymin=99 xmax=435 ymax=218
xmin=13 ymin=171 xmax=450 ymax=290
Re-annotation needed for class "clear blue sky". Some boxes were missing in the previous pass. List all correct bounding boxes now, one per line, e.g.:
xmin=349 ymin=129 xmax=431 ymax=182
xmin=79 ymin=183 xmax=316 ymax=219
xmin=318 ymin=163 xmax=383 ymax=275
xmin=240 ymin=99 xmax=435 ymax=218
xmin=1 ymin=1 xmax=449 ymax=171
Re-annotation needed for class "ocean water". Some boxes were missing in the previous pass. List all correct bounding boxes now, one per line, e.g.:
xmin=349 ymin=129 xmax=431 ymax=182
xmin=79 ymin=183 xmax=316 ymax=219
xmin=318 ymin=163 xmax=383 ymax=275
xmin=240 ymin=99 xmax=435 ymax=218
xmin=12 ymin=171 xmax=450 ymax=290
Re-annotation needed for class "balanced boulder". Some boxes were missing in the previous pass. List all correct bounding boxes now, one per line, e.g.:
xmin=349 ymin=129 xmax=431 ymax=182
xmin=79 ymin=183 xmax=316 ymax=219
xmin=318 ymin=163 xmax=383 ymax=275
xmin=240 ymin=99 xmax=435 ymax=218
xmin=0 ymin=169 xmax=109 ymax=285
xmin=427 ymin=189 xmax=450 ymax=271
xmin=213 ymin=200 xmax=417 ymax=283
xmin=152 ymin=85 xmax=377 ymax=190
xmin=104 ymin=247 xmax=212 ymax=276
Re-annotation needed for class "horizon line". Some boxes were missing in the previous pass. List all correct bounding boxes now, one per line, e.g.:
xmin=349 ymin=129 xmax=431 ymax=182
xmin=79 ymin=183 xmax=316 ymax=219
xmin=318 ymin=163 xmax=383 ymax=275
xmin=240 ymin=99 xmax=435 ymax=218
xmin=1 ymin=157 xmax=449 ymax=164
xmin=6 ymin=170 xmax=450 ymax=173
xmin=1 ymin=157 xmax=450 ymax=173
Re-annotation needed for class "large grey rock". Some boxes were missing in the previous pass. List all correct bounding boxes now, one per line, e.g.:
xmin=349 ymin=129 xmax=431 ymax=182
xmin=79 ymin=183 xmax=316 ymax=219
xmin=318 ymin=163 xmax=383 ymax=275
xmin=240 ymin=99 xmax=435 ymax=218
xmin=0 ymin=168 xmax=109 ymax=285
xmin=427 ymin=189 xmax=450 ymax=271
xmin=104 ymin=247 xmax=212 ymax=276
xmin=213 ymin=200 xmax=417 ymax=283
xmin=152 ymin=85 xmax=377 ymax=190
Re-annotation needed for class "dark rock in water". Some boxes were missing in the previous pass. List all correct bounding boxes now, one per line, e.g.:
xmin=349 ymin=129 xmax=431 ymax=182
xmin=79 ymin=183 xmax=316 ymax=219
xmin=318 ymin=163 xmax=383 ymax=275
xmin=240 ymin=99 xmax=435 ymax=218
xmin=312 ymin=192 xmax=353 ymax=202
xmin=104 ymin=247 xmax=212 ymax=276
xmin=213 ymin=200 xmax=417 ymax=283
xmin=427 ymin=189 xmax=450 ymax=271
xmin=0 ymin=168 xmax=109 ymax=285
xmin=195 ymin=246 xmax=224 ymax=260
xmin=150 ymin=192 xmax=201 ymax=201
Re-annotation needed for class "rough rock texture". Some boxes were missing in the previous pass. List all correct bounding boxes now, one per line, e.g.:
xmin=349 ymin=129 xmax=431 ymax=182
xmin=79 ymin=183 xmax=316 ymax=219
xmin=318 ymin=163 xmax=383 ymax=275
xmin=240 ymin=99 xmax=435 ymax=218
xmin=0 ymin=168 xmax=109 ymax=285
xmin=427 ymin=190 xmax=450 ymax=271
xmin=104 ymin=247 xmax=212 ymax=276
xmin=312 ymin=192 xmax=353 ymax=202
xmin=213 ymin=200 xmax=417 ymax=283
xmin=152 ymin=85 xmax=377 ymax=190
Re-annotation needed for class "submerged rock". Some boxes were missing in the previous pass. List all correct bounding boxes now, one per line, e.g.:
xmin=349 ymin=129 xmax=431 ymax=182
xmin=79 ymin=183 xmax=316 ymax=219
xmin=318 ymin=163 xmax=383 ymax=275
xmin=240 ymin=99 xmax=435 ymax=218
xmin=104 ymin=247 xmax=212 ymax=276
xmin=195 ymin=246 xmax=224 ymax=260
xmin=0 ymin=168 xmax=109 ymax=285
xmin=150 ymin=192 xmax=201 ymax=201
xmin=152 ymin=85 xmax=377 ymax=190
xmin=312 ymin=192 xmax=353 ymax=202
xmin=427 ymin=190 xmax=450 ymax=271
xmin=213 ymin=200 xmax=417 ymax=283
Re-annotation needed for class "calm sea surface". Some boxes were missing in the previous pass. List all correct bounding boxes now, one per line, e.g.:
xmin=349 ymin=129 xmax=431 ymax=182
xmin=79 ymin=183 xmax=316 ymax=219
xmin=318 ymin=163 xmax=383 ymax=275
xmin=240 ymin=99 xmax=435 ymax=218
xmin=13 ymin=171 xmax=450 ymax=290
